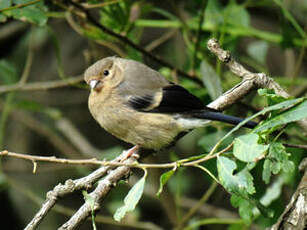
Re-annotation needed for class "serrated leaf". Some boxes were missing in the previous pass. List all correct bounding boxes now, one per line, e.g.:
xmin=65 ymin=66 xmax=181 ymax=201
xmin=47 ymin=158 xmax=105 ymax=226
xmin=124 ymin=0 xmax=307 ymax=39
xmin=156 ymin=170 xmax=175 ymax=197
xmin=262 ymin=142 xmax=294 ymax=184
xmin=200 ymin=60 xmax=222 ymax=100
xmin=247 ymin=41 xmax=268 ymax=65
xmin=114 ymin=173 xmax=146 ymax=222
xmin=233 ymin=133 xmax=269 ymax=162
xmin=217 ymin=156 xmax=255 ymax=195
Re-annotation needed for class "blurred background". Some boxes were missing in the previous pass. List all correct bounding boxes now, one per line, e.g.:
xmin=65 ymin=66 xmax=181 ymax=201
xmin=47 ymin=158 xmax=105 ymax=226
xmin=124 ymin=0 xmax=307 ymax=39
xmin=0 ymin=0 xmax=306 ymax=229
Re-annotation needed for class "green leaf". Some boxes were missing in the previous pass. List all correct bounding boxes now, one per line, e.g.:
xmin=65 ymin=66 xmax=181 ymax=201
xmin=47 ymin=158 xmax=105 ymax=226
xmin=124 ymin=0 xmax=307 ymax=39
xmin=218 ymin=98 xmax=303 ymax=147
xmin=262 ymin=159 xmax=272 ymax=184
xmin=6 ymin=7 xmax=47 ymax=26
xmin=231 ymin=194 xmax=253 ymax=224
xmin=0 ymin=0 xmax=11 ymax=9
xmin=156 ymin=169 xmax=175 ymax=197
xmin=260 ymin=177 xmax=284 ymax=206
xmin=82 ymin=191 xmax=97 ymax=230
xmin=200 ymin=60 xmax=222 ymax=100
xmin=258 ymin=88 xmax=288 ymax=106
xmin=223 ymin=3 xmax=250 ymax=27
xmin=254 ymin=99 xmax=307 ymax=133
xmin=217 ymin=156 xmax=255 ymax=195
xmin=233 ymin=133 xmax=269 ymax=162
xmin=0 ymin=60 xmax=18 ymax=84
xmin=247 ymin=41 xmax=268 ymax=65
xmin=262 ymin=142 xmax=294 ymax=184
xmin=114 ymin=172 xmax=146 ymax=222
xmin=204 ymin=0 xmax=223 ymax=27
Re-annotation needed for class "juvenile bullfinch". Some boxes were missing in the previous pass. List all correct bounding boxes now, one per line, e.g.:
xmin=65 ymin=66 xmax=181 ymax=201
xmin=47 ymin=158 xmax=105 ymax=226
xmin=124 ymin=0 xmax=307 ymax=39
xmin=84 ymin=57 xmax=257 ymax=151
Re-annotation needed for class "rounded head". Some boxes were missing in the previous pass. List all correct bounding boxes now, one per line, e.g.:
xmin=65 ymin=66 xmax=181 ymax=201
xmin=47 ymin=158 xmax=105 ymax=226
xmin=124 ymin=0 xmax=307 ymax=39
xmin=84 ymin=57 xmax=119 ymax=91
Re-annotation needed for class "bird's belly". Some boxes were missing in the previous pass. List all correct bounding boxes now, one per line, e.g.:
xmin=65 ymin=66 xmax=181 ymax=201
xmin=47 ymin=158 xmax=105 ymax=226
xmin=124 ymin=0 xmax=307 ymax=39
xmin=90 ymin=102 xmax=180 ymax=150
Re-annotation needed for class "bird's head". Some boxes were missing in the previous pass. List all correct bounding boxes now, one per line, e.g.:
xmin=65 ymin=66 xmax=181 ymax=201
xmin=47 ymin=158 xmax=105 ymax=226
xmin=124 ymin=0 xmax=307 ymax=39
xmin=84 ymin=57 xmax=123 ymax=92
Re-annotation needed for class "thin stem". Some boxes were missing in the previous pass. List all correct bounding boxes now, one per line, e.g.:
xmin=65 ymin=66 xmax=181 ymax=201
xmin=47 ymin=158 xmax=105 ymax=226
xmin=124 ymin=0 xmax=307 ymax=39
xmin=0 ymin=76 xmax=83 ymax=94
xmin=191 ymin=0 xmax=207 ymax=73
xmin=19 ymin=28 xmax=35 ymax=84
xmin=183 ymin=218 xmax=244 ymax=230
xmin=177 ymin=181 xmax=218 ymax=229
xmin=0 ymin=0 xmax=41 ymax=12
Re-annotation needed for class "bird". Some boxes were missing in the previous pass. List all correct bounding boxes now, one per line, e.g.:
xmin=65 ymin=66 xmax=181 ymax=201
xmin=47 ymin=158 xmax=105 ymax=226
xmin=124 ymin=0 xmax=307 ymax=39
xmin=84 ymin=57 xmax=257 ymax=153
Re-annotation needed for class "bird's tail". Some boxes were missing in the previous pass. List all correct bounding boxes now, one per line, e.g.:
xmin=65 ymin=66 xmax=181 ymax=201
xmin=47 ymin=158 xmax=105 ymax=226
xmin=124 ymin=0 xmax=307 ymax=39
xmin=191 ymin=111 xmax=257 ymax=129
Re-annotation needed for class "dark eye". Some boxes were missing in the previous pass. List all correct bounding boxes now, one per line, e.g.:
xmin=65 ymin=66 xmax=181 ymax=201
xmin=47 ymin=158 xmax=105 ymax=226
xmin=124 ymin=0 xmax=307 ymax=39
xmin=103 ymin=70 xmax=109 ymax=76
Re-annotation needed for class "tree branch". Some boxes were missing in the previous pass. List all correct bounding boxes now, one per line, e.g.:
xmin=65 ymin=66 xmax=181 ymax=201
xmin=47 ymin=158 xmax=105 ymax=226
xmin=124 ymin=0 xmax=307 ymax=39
xmin=0 ymin=76 xmax=83 ymax=94
xmin=23 ymin=149 xmax=138 ymax=230
xmin=270 ymin=158 xmax=307 ymax=230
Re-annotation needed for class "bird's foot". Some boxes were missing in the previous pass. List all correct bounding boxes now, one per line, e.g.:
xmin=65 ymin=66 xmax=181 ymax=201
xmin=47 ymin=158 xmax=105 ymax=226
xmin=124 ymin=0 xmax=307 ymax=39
xmin=121 ymin=145 xmax=140 ymax=162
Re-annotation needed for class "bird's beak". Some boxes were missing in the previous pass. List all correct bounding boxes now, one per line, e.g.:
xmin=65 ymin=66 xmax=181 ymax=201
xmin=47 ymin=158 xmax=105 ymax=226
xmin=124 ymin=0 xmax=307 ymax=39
xmin=89 ymin=79 xmax=99 ymax=89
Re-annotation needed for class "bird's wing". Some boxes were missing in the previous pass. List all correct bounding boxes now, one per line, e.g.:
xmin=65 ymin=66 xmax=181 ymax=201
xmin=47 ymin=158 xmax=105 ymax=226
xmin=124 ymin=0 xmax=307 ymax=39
xmin=127 ymin=84 xmax=209 ymax=113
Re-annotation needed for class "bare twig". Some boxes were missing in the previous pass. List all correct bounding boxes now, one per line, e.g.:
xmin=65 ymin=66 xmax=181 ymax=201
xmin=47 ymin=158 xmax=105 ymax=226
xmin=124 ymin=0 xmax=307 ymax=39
xmin=58 ymin=154 xmax=138 ymax=230
xmin=24 ymin=149 xmax=137 ymax=230
xmin=206 ymin=38 xmax=307 ymax=132
xmin=0 ymin=76 xmax=83 ymax=94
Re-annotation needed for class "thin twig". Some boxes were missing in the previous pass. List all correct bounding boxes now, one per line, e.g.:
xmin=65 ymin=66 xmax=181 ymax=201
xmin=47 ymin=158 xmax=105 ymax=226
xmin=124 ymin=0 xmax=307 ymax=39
xmin=0 ymin=76 xmax=83 ymax=94
xmin=206 ymin=38 xmax=307 ymax=132
xmin=19 ymin=28 xmax=35 ymax=84
xmin=177 ymin=181 xmax=218 ymax=229
xmin=24 ymin=149 xmax=137 ymax=230
xmin=0 ymin=0 xmax=41 ymax=12
xmin=191 ymin=0 xmax=207 ymax=72
xmin=58 ymin=154 xmax=139 ymax=230
xmin=81 ymin=0 xmax=121 ymax=9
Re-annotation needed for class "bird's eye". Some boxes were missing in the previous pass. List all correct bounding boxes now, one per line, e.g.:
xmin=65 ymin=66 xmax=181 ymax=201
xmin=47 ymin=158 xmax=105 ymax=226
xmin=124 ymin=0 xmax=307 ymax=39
xmin=103 ymin=70 xmax=109 ymax=76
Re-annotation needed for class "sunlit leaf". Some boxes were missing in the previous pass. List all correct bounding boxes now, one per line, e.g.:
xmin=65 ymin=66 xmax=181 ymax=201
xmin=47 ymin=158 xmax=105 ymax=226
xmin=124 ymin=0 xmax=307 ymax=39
xmin=114 ymin=173 xmax=146 ymax=221
xmin=217 ymin=156 xmax=255 ymax=195
xmin=233 ymin=133 xmax=269 ymax=162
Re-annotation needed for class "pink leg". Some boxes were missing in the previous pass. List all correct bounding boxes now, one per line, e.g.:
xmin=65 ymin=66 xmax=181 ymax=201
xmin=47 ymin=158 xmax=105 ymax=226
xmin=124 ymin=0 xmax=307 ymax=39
xmin=121 ymin=145 xmax=140 ymax=161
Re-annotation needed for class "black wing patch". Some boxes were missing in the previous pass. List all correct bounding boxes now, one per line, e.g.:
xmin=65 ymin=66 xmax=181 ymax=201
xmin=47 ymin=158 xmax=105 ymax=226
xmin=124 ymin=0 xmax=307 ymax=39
xmin=128 ymin=94 xmax=154 ymax=110
xmin=150 ymin=85 xmax=204 ymax=113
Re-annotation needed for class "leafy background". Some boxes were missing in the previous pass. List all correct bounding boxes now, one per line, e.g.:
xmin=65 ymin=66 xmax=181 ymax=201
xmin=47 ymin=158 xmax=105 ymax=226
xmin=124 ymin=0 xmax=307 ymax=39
xmin=0 ymin=0 xmax=306 ymax=229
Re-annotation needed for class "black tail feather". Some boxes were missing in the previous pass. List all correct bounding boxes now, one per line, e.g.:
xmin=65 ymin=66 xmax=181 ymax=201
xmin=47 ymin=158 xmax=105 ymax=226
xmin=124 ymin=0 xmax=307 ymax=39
xmin=192 ymin=111 xmax=257 ymax=129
